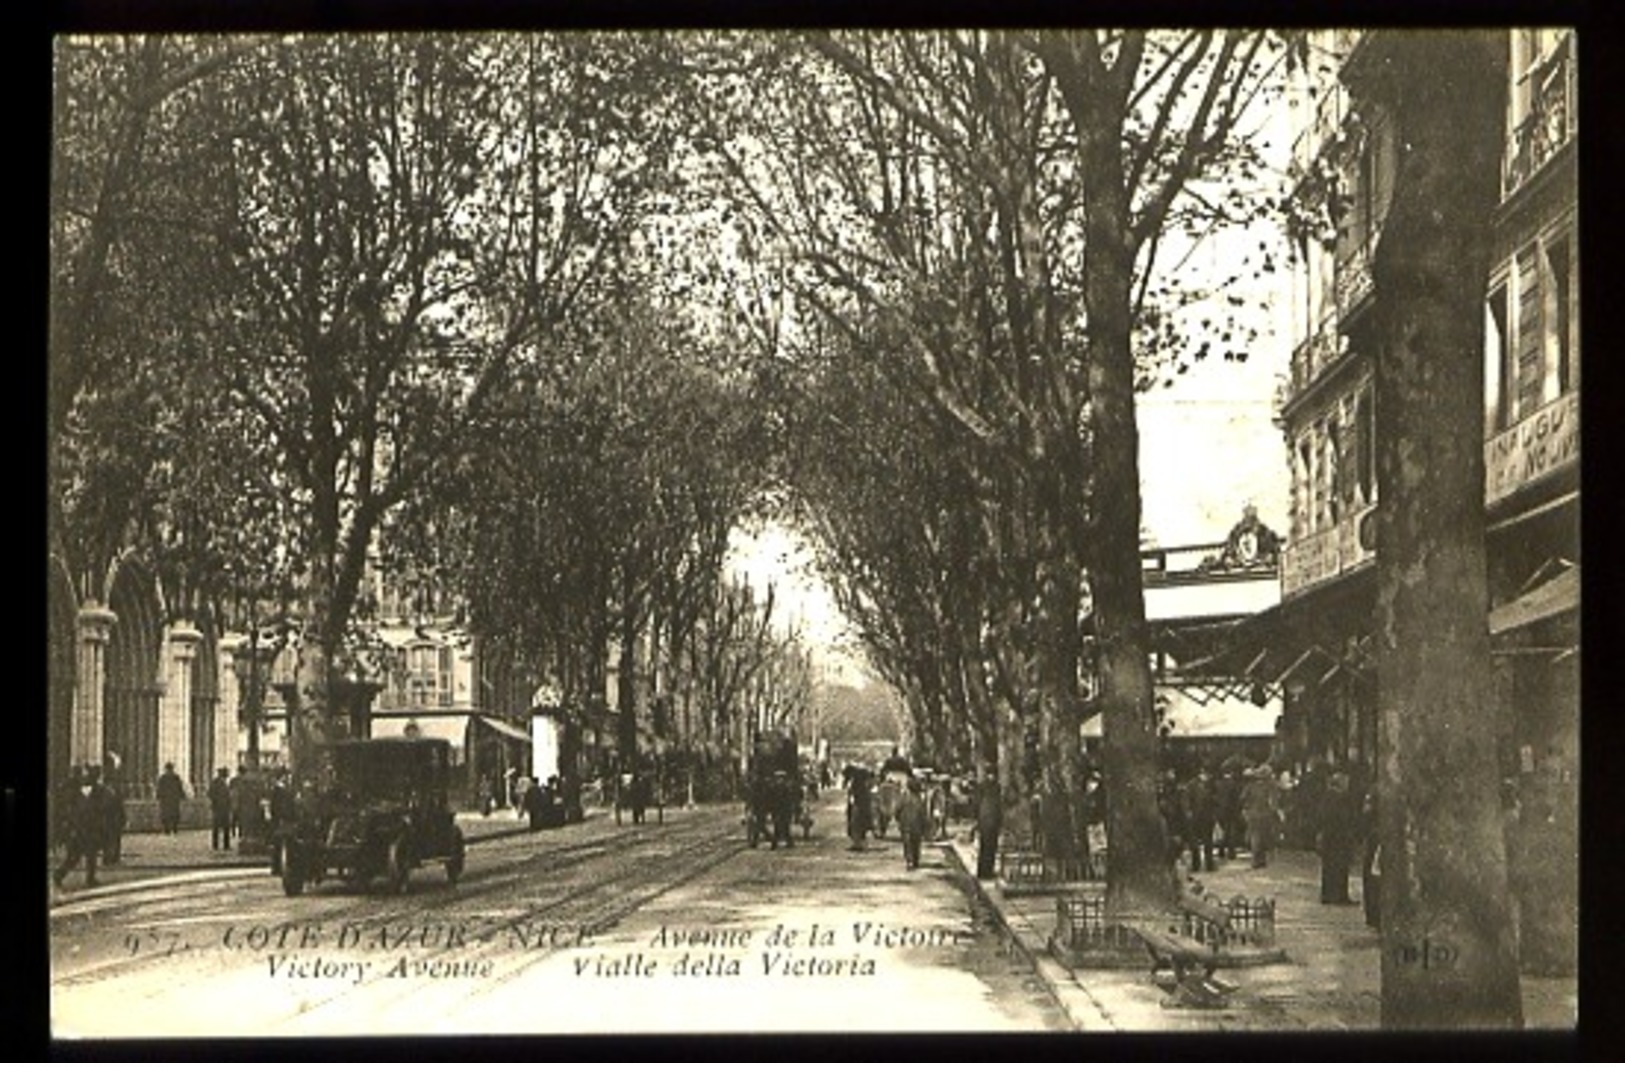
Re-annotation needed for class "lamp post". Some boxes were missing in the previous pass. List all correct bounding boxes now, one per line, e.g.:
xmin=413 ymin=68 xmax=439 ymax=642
xmin=229 ymin=633 xmax=278 ymax=855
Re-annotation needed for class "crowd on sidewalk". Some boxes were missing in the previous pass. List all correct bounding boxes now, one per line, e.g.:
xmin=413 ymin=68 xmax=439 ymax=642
xmin=1156 ymin=755 xmax=1381 ymax=925
xmin=50 ymin=761 xmax=308 ymax=892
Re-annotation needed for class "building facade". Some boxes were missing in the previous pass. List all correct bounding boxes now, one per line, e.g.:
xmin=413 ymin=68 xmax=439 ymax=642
xmin=1263 ymin=27 xmax=1578 ymax=974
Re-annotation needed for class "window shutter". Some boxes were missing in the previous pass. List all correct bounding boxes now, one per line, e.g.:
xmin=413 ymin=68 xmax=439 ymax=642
xmin=1515 ymin=243 xmax=1543 ymax=418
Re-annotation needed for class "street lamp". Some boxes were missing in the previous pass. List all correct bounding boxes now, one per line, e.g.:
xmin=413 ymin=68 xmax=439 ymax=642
xmin=229 ymin=632 xmax=279 ymax=856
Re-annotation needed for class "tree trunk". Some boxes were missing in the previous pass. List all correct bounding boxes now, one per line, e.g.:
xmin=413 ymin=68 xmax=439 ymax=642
xmin=1079 ymin=111 xmax=1177 ymax=917
xmin=617 ymin=605 xmax=639 ymax=767
xmin=1035 ymin=547 xmax=1088 ymax=876
xmin=1364 ymin=30 xmax=1523 ymax=1029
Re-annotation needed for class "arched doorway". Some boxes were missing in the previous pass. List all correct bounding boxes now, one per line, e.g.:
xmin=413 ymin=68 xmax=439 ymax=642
xmin=105 ymin=561 xmax=162 ymax=799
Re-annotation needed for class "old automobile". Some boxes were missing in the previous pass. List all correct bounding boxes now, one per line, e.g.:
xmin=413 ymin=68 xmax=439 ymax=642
xmin=277 ymin=736 xmax=466 ymax=896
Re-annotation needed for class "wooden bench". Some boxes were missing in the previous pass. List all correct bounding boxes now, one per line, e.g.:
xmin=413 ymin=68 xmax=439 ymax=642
xmin=1178 ymin=893 xmax=1233 ymax=949
xmin=1124 ymin=918 xmax=1237 ymax=1009
xmin=1125 ymin=918 xmax=1220 ymax=985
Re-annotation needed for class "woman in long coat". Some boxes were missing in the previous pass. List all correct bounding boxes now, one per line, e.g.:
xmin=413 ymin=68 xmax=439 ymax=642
xmin=1317 ymin=770 xmax=1358 ymax=904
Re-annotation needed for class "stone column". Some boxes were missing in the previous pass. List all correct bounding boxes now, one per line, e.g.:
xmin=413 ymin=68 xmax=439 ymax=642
xmin=214 ymin=648 xmax=241 ymax=782
xmin=159 ymin=622 xmax=203 ymax=781
xmin=73 ymin=606 xmax=117 ymax=768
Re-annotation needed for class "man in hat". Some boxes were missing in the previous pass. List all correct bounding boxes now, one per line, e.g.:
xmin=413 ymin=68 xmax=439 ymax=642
xmin=1241 ymin=764 xmax=1281 ymax=869
xmin=896 ymin=776 xmax=931 ymax=870
xmin=156 ymin=762 xmax=186 ymax=835
xmin=53 ymin=765 xmax=109 ymax=890
xmin=208 ymin=767 xmax=233 ymax=850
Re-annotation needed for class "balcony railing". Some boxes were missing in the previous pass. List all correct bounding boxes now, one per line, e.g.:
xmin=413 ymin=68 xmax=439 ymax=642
xmin=1504 ymin=35 xmax=1576 ymax=198
xmin=1334 ymin=238 xmax=1375 ymax=320
xmin=1290 ymin=316 xmax=1343 ymax=396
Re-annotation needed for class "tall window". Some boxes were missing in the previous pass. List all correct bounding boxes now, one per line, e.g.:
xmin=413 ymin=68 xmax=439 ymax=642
xmin=1355 ymin=389 xmax=1375 ymax=505
xmin=408 ymin=644 xmax=441 ymax=707
xmin=1325 ymin=416 xmax=1343 ymax=522
xmin=1544 ymin=233 xmax=1572 ymax=402
xmin=1298 ymin=436 xmax=1315 ymax=535
xmin=1487 ymin=227 xmax=1575 ymax=437
xmin=1295 ymin=437 xmax=1314 ymax=538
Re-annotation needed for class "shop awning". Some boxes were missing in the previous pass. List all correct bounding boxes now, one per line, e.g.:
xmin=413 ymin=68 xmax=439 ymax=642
xmin=473 ymin=715 xmax=532 ymax=745
xmin=1082 ymin=686 xmax=1280 ymax=739
xmin=370 ymin=714 xmax=469 ymax=746
xmin=1489 ymin=564 xmax=1579 ymax=636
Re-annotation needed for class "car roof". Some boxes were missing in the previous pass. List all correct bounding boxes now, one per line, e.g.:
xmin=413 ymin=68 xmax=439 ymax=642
xmin=326 ymin=736 xmax=451 ymax=749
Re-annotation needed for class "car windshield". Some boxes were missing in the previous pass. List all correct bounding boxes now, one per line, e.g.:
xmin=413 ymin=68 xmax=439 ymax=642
xmin=330 ymin=743 xmax=441 ymax=802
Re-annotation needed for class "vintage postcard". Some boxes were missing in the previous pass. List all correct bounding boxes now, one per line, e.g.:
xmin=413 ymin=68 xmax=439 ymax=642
xmin=46 ymin=26 xmax=1579 ymax=1043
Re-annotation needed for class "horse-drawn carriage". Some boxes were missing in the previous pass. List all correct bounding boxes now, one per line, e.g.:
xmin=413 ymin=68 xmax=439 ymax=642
xmin=614 ymin=757 xmax=662 ymax=826
xmin=745 ymin=733 xmax=809 ymax=849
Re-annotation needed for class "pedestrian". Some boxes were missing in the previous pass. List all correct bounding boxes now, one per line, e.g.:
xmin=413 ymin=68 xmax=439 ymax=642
xmin=974 ymin=766 xmax=1002 ymax=879
xmin=897 ymin=776 xmax=930 ymax=870
xmin=1360 ymin=782 xmax=1380 ymax=928
xmin=1158 ymin=768 xmax=1186 ymax=865
xmin=1215 ymin=764 xmax=1245 ymax=860
xmin=53 ymin=765 xmax=84 ymax=858
xmin=267 ymin=768 xmax=297 ymax=875
xmin=1179 ymin=766 xmax=1218 ymax=873
xmin=100 ymin=768 xmax=127 ymax=866
xmin=156 ymin=762 xmax=186 ymax=834
xmin=208 ymin=767 xmax=233 ymax=850
xmin=53 ymin=765 xmax=108 ymax=890
xmin=228 ymin=765 xmax=250 ymax=841
xmin=523 ymin=776 xmax=545 ymax=831
xmin=1294 ymin=756 xmax=1329 ymax=852
xmin=1317 ymin=770 xmax=1358 ymax=904
xmin=1241 ymin=764 xmax=1281 ymax=869
xmin=845 ymin=765 xmax=875 ymax=851
xmin=514 ymin=772 xmax=534 ymax=820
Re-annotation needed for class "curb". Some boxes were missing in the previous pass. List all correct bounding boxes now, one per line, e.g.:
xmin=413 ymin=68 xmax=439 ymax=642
xmin=940 ymin=837 xmax=1118 ymax=1032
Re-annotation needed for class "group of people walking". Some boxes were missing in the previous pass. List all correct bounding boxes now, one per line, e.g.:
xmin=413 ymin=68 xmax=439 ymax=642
xmin=843 ymin=751 xmax=943 ymax=871
xmin=53 ymin=761 xmax=281 ymax=891
xmin=1157 ymin=756 xmax=1380 ymax=927
xmin=52 ymin=763 xmax=126 ymax=890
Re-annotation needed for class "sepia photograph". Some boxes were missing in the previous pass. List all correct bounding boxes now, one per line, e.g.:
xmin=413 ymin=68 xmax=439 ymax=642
xmin=45 ymin=24 xmax=1581 ymax=1046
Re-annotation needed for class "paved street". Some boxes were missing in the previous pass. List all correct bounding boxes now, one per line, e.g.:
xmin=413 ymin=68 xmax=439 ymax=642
xmin=49 ymin=796 xmax=1067 ymax=1038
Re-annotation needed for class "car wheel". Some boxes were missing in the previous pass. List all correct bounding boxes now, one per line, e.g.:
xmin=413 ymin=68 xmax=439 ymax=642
xmin=385 ymin=837 xmax=412 ymax=895
xmin=281 ymin=848 xmax=305 ymax=897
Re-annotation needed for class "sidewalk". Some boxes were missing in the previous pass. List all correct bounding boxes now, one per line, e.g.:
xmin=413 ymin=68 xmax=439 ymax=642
xmin=945 ymin=835 xmax=1579 ymax=1032
xmin=46 ymin=807 xmax=565 ymax=907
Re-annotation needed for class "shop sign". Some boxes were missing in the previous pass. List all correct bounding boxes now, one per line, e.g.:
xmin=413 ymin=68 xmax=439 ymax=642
xmin=1282 ymin=527 xmax=1340 ymax=597
xmin=1283 ymin=504 xmax=1376 ymax=598
xmin=1486 ymin=391 xmax=1579 ymax=505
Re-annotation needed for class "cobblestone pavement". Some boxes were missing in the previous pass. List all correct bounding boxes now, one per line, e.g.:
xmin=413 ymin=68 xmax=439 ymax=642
xmin=947 ymin=835 xmax=1579 ymax=1034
